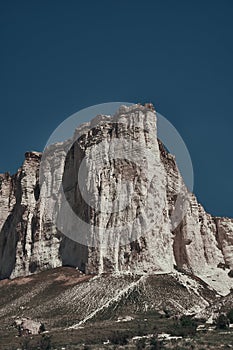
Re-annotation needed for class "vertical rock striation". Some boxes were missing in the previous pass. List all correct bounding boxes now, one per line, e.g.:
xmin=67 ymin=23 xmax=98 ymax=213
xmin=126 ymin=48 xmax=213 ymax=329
xmin=0 ymin=104 xmax=232 ymax=294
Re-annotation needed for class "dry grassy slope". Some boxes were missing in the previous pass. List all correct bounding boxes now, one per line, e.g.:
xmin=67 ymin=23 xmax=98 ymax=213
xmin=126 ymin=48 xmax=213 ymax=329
xmin=208 ymin=291 xmax=233 ymax=315
xmin=0 ymin=267 xmax=219 ymax=332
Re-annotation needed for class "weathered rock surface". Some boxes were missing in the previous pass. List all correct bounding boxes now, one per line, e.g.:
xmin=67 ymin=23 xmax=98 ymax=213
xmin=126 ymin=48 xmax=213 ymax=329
xmin=0 ymin=104 xmax=232 ymax=295
xmin=14 ymin=317 xmax=43 ymax=336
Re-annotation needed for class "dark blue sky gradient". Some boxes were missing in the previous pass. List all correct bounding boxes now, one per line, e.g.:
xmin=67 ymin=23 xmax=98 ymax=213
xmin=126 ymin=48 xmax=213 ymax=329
xmin=0 ymin=0 xmax=233 ymax=218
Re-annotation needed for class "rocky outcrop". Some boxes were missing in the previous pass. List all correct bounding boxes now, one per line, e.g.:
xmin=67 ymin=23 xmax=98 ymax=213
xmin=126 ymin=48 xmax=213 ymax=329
xmin=0 ymin=104 xmax=232 ymax=295
xmin=14 ymin=317 xmax=44 ymax=336
xmin=0 ymin=152 xmax=61 ymax=279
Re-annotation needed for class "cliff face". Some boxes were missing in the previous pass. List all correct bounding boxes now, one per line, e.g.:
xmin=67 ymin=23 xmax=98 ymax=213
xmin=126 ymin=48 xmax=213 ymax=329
xmin=0 ymin=104 xmax=232 ymax=295
xmin=0 ymin=152 xmax=61 ymax=279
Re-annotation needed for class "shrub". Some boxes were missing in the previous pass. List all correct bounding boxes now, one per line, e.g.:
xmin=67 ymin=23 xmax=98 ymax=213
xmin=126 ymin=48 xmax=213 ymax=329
xmin=170 ymin=315 xmax=197 ymax=337
xmin=216 ymin=314 xmax=229 ymax=329
xmin=150 ymin=337 xmax=162 ymax=350
xmin=39 ymin=323 xmax=46 ymax=333
xmin=163 ymin=308 xmax=172 ymax=318
xmin=137 ymin=323 xmax=147 ymax=336
xmin=38 ymin=334 xmax=52 ymax=350
xmin=109 ymin=331 xmax=128 ymax=345
xmin=136 ymin=338 xmax=146 ymax=349
xmin=227 ymin=309 xmax=233 ymax=323
xmin=20 ymin=338 xmax=31 ymax=350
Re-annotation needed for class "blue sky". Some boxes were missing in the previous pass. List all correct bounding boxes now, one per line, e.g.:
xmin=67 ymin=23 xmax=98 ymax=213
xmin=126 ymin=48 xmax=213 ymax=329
xmin=0 ymin=0 xmax=233 ymax=218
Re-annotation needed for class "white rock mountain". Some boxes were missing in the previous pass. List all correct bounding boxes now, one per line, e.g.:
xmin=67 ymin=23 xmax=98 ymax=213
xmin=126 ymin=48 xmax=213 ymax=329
xmin=0 ymin=104 xmax=232 ymax=295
